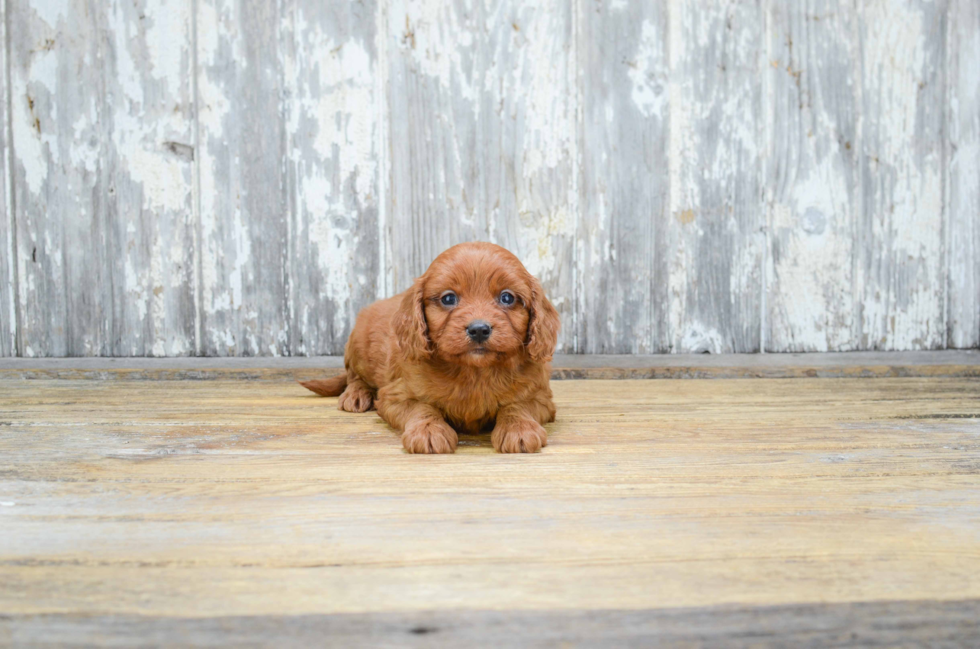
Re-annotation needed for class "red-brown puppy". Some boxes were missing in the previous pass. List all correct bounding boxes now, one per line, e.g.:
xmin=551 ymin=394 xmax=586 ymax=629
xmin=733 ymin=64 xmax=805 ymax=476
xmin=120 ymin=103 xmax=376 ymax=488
xmin=301 ymin=242 xmax=560 ymax=454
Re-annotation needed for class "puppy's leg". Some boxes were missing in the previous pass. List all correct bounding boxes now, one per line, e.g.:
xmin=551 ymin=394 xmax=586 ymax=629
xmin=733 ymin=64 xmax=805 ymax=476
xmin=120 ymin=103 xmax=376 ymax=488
xmin=491 ymin=396 xmax=555 ymax=453
xmin=377 ymin=394 xmax=457 ymax=454
xmin=337 ymin=371 xmax=375 ymax=413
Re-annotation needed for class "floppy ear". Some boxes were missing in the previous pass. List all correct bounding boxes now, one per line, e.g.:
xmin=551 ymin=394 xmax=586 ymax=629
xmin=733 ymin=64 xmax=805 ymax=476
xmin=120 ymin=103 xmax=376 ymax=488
xmin=394 ymin=278 xmax=431 ymax=361
xmin=525 ymin=275 xmax=560 ymax=363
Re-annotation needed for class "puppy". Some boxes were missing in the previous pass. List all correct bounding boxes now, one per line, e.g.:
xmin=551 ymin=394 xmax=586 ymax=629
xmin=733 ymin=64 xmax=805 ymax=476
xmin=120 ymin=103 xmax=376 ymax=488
xmin=300 ymin=242 xmax=560 ymax=454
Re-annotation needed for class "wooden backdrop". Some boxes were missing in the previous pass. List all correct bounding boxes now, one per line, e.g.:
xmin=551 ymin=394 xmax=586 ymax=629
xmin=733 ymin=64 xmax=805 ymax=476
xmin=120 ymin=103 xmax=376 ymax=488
xmin=1 ymin=0 xmax=977 ymax=357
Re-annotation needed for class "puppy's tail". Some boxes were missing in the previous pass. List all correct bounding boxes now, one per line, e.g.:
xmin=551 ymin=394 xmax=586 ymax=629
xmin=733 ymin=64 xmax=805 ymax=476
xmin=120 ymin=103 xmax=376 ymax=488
xmin=298 ymin=374 xmax=347 ymax=397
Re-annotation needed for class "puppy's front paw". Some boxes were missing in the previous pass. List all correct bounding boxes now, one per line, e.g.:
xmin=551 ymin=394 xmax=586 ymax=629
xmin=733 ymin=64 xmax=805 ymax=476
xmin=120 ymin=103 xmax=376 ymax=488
xmin=402 ymin=418 xmax=458 ymax=454
xmin=492 ymin=419 xmax=548 ymax=453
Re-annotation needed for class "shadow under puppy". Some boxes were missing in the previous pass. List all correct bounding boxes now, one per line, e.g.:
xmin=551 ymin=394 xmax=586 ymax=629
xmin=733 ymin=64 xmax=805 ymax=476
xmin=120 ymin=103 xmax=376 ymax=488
xmin=301 ymin=242 xmax=560 ymax=454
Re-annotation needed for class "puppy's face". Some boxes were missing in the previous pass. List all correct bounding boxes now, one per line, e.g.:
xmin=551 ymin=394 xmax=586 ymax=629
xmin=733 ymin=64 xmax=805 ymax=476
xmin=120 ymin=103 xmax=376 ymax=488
xmin=422 ymin=248 xmax=533 ymax=367
xmin=394 ymin=242 xmax=561 ymax=366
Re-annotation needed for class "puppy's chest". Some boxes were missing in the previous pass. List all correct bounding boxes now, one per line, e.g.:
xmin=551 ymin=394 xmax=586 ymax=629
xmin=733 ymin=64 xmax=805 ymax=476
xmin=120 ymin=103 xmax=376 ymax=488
xmin=426 ymin=373 xmax=519 ymax=424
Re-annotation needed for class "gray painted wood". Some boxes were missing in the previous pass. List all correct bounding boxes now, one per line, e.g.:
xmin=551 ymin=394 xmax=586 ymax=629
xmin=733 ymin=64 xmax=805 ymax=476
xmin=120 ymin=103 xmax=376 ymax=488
xmin=8 ymin=0 xmax=196 ymax=357
xmin=667 ymin=0 xmax=765 ymax=353
xmin=576 ymin=0 xmax=669 ymax=354
xmin=281 ymin=0 xmax=382 ymax=356
xmin=10 ymin=0 xmax=108 ymax=357
xmin=197 ymin=0 xmax=289 ymax=356
xmin=102 ymin=0 xmax=197 ymax=356
xmin=1 ymin=0 xmax=976 ymax=357
xmin=197 ymin=0 xmax=381 ymax=357
xmin=947 ymin=0 xmax=980 ymax=349
xmin=856 ymin=0 xmax=946 ymax=351
xmin=766 ymin=1 xmax=860 ymax=352
xmin=0 ymin=3 xmax=13 ymax=358
xmin=385 ymin=0 xmax=577 ymax=351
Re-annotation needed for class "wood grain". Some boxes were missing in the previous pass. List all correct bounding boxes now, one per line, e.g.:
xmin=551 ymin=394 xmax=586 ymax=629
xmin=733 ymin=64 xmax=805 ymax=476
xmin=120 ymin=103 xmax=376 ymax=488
xmin=766 ymin=1 xmax=859 ymax=352
xmin=103 ymin=0 xmax=197 ymax=357
xmin=7 ymin=0 xmax=197 ymax=358
xmin=947 ymin=0 xmax=980 ymax=349
xmin=667 ymin=0 xmax=765 ymax=353
xmin=0 ymin=2 xmax=13 ymax=358
xmin=197 ymin=0 xmax=289 ymax=356
xmin=4 ymin=600 xmax=980 ymax=647
xmin=9 ymin=0 xmax=108 ymax=356
xmin=385 ymin=0 xmax=577 ymax=350
xmin=1 ymin=1 xmax=977 ymax=357
xmin=1 ymin=376 xmax=978 ymax=635
xmin=856 ymin=0 xmax=946 ymax=350
xmin=576 ymin=0 xmax=669 ymax=354
xmin=281 ymin=0 xmax=382 ymax=356
xmin=2 ymin=350 xmax=979 ymax=381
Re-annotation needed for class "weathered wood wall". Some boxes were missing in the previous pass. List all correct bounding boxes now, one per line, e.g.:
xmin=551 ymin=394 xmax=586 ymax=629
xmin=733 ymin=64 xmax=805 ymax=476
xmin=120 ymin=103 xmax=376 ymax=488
xmin=1 ymin=0 xmax=977 ymax=356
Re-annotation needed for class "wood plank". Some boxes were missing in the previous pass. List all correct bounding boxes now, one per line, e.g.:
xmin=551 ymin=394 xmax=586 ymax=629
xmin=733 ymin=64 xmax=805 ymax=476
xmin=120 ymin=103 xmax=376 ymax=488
xmin=196 ymin=0 xmax=288 ymax=356
xmin=385 ymin=0 xmax=577 ymax=351
xmin=766 ymin=1 xmax=859 ymax=352
xmin=0 ymin=377 xmax=978 ymax=629
xmin=9 ymin=0 xmax=109 ymax=356
xmin=1 ymin=350 xmax=979 ymax=381
xmin=947 ymin=0 xmax=980 ymax=349
xmin=576 ymin=0 xmax=669 ymax=353
xmin=7 ymin=0 xmax=196 ymax=358
xmin=667 ymin=0 xmax=766 ymax=353
xmin=280 ymin=1 xmax=382 ymax=356
xmin=856 ymin=0 xmax=945 ymax=350
xmin=4 ymin=600 xmax=979 ymax=647
xmin=0 ymin=0 xmax=13 ymax=358
xmin=102 ymin=0 xmax=197 ymax=356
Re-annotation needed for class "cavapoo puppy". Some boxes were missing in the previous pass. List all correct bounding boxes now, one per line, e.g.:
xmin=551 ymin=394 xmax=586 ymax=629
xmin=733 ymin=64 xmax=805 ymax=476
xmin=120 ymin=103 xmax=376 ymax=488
xmin=301 ymin=242 xmax=560 ymax=454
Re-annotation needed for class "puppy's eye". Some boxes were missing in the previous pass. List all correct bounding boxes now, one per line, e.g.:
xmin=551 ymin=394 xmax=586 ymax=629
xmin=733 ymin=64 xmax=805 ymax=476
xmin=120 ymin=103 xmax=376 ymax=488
xmin=440 ymin=292 xmax=458 ymax=307
xmin=499 ymin=290 xmax=516 ymax=306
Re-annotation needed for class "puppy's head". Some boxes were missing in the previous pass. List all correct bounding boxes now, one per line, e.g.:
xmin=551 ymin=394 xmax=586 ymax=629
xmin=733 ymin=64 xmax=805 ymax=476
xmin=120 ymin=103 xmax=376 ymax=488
xmin=394 ymin=242 xmax=560 ymax=367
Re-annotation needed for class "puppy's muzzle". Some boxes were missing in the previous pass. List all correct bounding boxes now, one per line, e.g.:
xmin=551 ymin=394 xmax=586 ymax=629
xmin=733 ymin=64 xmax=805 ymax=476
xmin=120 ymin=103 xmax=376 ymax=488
xmin=466 ymin=320 xmax=492 ymax=344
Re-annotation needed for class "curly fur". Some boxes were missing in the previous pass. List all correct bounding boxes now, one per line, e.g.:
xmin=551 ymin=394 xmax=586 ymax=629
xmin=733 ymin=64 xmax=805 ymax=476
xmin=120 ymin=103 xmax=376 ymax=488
xmin=300 ymin=242 xmax=560 ymax=454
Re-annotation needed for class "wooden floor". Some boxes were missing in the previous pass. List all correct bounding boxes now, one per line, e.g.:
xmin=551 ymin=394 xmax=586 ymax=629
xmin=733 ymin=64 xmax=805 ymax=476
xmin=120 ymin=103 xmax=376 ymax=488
xmin=1 ymin=369 xmax=979 ymax=645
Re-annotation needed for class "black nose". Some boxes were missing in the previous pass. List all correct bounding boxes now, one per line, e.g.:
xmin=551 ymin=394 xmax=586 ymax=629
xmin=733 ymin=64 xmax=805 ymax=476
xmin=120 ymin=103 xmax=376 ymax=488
xmin=466 ymin=320 xmax=492 ymax=343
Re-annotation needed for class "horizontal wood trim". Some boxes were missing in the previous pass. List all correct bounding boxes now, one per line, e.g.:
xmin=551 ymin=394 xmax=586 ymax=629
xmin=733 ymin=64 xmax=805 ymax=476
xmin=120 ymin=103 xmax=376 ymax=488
xmin=0 ymin=351 xmax=978 ymax=380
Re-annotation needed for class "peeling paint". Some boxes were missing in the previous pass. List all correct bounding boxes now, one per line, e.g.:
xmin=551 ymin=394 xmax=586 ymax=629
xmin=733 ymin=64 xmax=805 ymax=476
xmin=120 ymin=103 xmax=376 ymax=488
xmin=858 ymin=0 xmax=945 ymax=351
xmin=31 ymin=0 xmax=67 ymax=29
xmin=3 ymin=0 xmax=975 ymax=357
xmin=947 ymin=0 xmax=980 ymax=349
xmin=13 ymin=89 xmax=48 ymax=195
xmin=628 ymin=20 xmax=667 ymax=118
